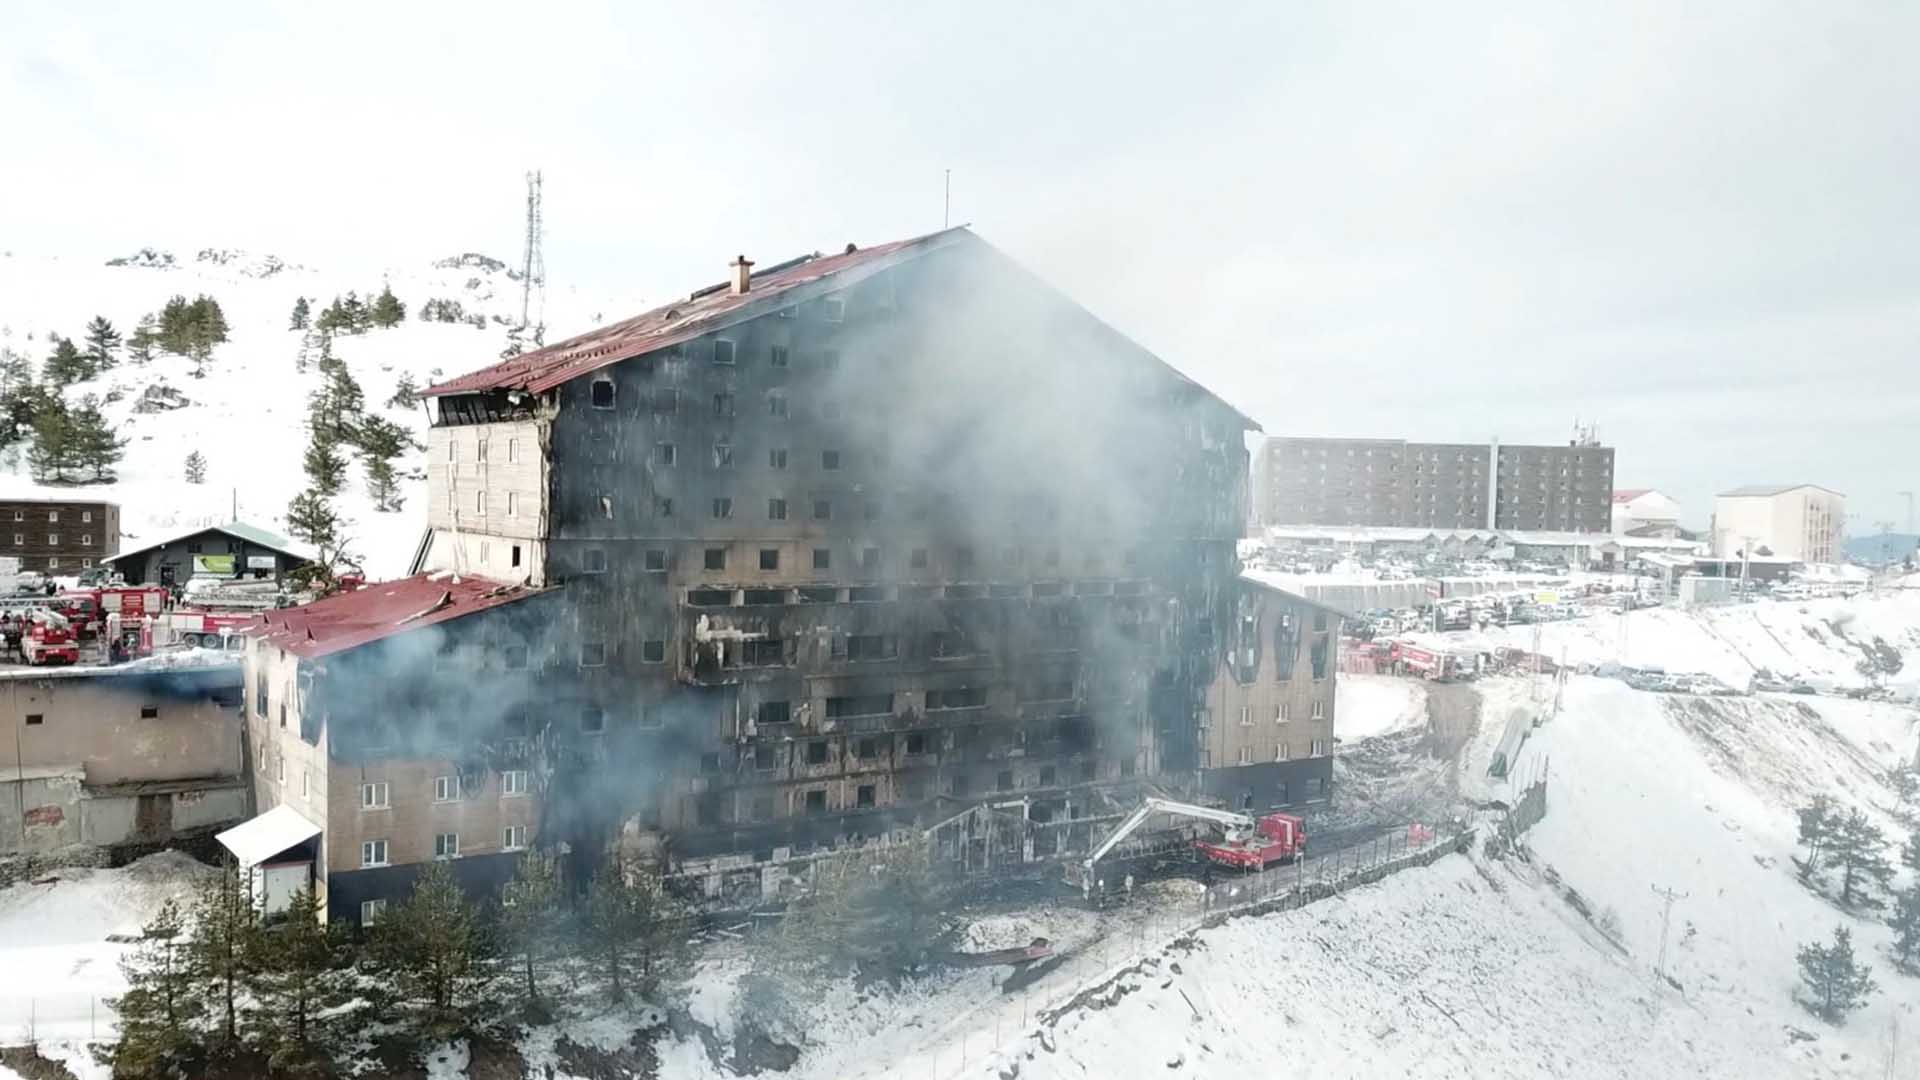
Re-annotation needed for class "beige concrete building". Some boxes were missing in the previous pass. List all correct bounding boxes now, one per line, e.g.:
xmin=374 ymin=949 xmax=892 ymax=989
xmin=1198 ymin=580 xmax=1342 ymax=811
xmin=0 ymin=661 xmax=247 ymax=860
xmin=1710 ymin=484 xmax=1846 ymax=564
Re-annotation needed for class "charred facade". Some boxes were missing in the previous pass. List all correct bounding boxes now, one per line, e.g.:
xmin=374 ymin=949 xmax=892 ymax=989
xmin=245 ymin=228 xmax=1276 ymax=917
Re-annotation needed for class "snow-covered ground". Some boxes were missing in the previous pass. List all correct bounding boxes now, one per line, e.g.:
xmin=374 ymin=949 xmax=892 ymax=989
xmin=0 ymin=248 xmax=635 ymax=580
xmin=1335 ymin=673 xmax=1428 ymax=740
xmin=0 ymin=851 xmax=215 ymax=1077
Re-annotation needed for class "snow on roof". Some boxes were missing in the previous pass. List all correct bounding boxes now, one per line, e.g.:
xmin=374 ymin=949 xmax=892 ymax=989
xmin=0 ymin=648 xmax=240 ymax=682
xmin=1610 ymin=488 xmax=1653 ymax=503
xmin=216 ymin=804 xmax=321 ymax=867
xmin=1238 ymin=574 xmax=1359 ymax=621
xmin=1263 ymin=524 xmax=1697 ymax=551
xmin=104 ymin=520 xmax=313 ymax=565
xmin=1717 ymin=483 xmax=1845 ymax=498
xmin=247 ymin=573 xmax=546 ymax=659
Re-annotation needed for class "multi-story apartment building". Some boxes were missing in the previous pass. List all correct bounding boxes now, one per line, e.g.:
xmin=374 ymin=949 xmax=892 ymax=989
xmin=237 ymin=227 xmax=1310 ymax=919
xmin=1199 ymin=581 xmax=1342 ymax=812
xmin=1710 ymin=484 xmax=1845 ymax=564
xmin=1252 ymin=436 xmax=1613 ymax=533
xmin=0 ymin=498 xmax=119 ymax=573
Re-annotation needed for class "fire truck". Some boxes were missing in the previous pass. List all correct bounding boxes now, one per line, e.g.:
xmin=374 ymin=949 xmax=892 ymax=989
xmin=149 ymin=609 xmax=257 ymax=651
xmin=58 ymin=586 xmax=169 ymax=640
xmin=1075 ymin=797 xmax=1308 ymax=900
xmin=24 ymin=610 xmax=80 ymax=665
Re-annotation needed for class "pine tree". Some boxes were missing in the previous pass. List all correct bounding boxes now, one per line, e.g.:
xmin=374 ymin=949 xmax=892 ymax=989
xmin=1891 ymin=884 xmax=1920 ymax=973
xmin=105 ymin=899 xmax=203 ymax=1077
xmin=387 ymin=371 xmax=419 ymax=409
xmin=189 ymin=295 xmax=229 ymax=347
xmin=289 ymin=296 xmax=311 ymax=331
xmin=69 ymin=395 xmax=127 ymax=482
xmin=0 ymin=347 xmax=39 ymax=444
xmin=187 ymin=341 xmax=212 ymax=379
xmin=27 ymin=398 xmax=75 ymax=482
xmin=1796 ymin=924 xmax=1877 ymax=1023
xmin=185 ymin=449 xmax=208 ymax=484
xmin=83 ymin=315 xmax=121 ymax=373
xmin=584 ymin=857 xmax=681 ymax=998
xmin=128 ymin=314 xmax=159 ymax=363
xmin=501 ymin=850 xmax=563 ymax=1011
xmin=1903 ymin=828 xmax=1920 ymax=874
xmin=188 ymin=863 xmax=259 ymax=1050
xmin=365 ymin=458 xmax=401 ymax=513
xmin=302 ymin=427 xmax=347 ymax=497
xmin=285 ymin=490 xmax=339 ymax=549
xmin=44 ymin=335 xmax=88 ymax=384
xmin=1827 ymin=808 xmax=1894 ymax=908
xmin=370 ymin=284 xmax=406 ymax=328
xmin=357 ymin=415 xmax=415 ymax=512
xmin=246 ymin=888 xmax=351 ymax=1075
xmin=1795 ymin=795 xmax=1837 ymax=883
xmin=370 ymin=861 xmax=500 ymax=1033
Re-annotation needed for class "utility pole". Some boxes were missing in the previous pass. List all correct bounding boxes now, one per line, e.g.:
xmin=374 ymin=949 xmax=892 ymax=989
xmin=1651 ymin=883 xmax=1688 ymax=997
xmin=943 ymin=168 xmax=951 ymax=229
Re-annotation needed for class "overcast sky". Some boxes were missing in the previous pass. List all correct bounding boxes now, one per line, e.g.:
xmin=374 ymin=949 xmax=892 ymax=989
xmin=3 ymin=2 xmax=1915 ymax=532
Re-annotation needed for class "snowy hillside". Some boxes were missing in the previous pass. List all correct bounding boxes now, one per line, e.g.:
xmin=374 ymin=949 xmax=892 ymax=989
xmin=0 ymin=248 xmax=632 ymax=579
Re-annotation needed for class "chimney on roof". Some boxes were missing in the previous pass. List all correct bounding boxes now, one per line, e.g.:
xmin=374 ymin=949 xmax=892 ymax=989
xmin=729 ymin=255 xmax=754 ymax=295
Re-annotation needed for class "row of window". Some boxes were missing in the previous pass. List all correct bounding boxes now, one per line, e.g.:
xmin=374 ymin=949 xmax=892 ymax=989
xmin=358 ymin=824 xmax=528 ymax=870
xmin=12 ymin=533 xmax=93 ymax=546
xmin=587 ymin=541 xmax=1132 ymax=576
xmin=357 ymin=772 xmax=530 ymax=809
xmin=1230 ymin=739 xmax=1329 ymax=765
xmin=448 ymin=437 xmax=522 ymax=464
xmin=584 ymin=324 xmax=847 ymax=412
xmin=7 ymin=509 xmax=93 ymax=523
xmin=1235 ymin=701 xmax=1326 ymax=724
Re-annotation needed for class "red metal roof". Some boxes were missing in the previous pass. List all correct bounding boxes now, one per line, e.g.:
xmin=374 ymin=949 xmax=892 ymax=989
xmin=424 ymin=228 xmax=968 ymax=397
xmin=246 ymin=573 xmax=542 ymax=660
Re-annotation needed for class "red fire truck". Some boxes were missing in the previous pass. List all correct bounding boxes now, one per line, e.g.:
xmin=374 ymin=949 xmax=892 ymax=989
xmin=150 ymin=609 xmax=257 ymax=650
xmin=58 ymin=586 xmax=169 ymax=640
xmin=25 ymin=611 xmax=80 ymax=665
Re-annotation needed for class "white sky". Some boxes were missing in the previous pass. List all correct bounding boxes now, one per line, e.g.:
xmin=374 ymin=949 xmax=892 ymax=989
xmin=3 ymin=2 xmax=1916 ymax=532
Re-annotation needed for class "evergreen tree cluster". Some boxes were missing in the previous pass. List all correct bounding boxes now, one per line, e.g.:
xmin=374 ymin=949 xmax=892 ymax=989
xmin=1794 ymin=796 xmax=1895 ymax=908
xmin=39 ymin=314 xmax=125 ymax=386
xmin=311 ymin=285 xmax=406 ymax=336
xmin=107 ymin=853 xmax=691 ymax=1076
xmin=1796 ymin=925 xmax=1877 ymax=1023
xmin=28 ymin=393 xmax=127 ymax=483
xmin=417 ymin=297 xmax=485 ymax=327
xmin=154 ymin=294 xmax=231 ymax=369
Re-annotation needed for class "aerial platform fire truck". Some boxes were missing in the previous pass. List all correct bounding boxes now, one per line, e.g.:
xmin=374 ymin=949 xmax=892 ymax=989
xmin=1073 ymin=797 xmax=1307 ymax=901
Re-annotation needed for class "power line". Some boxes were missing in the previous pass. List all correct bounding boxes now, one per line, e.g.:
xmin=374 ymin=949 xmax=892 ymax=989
xmin=1650 ymin=883 xmax=1688 ymax=1005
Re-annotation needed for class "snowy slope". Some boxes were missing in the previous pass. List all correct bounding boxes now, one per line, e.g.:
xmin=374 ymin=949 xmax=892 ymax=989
xmin=0 ymin=249 xmax=633 ymax=580
xmin=1335 ymin=673 xmax=1428 ymax=740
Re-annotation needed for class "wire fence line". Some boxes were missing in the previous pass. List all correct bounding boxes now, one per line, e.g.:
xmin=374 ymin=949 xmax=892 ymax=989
xmin=0 ymin=992 xmax=118 ymax=1049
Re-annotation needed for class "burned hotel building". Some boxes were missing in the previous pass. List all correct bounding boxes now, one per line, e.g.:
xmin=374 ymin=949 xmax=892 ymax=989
xmin=240 ymin=228 xmax=1343 ymax=918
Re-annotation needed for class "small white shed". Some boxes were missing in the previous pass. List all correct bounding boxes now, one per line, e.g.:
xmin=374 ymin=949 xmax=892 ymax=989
xmin=214 ymin=804 xmax=322 ymax=917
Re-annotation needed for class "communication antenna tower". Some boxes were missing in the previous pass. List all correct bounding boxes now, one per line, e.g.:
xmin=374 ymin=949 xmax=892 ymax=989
xmin=519 ymin=170 xmax=546 ymax=339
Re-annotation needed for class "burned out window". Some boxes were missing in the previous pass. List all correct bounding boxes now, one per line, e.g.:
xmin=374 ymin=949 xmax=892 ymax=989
xmin=700 ymin=752 xmax=722 ymax=774
xmin=752 ymin=792 xmax=776 ymax=820
xmin=140 ymin=705 xmax=159 ymax=719
xmin=755 ymin=745 xmax=777 ymax=771
xmin=703 ymin=547 xmax=726 ymax=571
xmin=821 ymin=298 xmax=845 ymax=323
xmin=713 ymin=393 xmax=735 ymax=418
xmin=582 ymin=548 xmax=607 ymax=574
xmin=759 ymin=548 xmax=779 ymax=570
xmin=641 ymin=640 xmax=666 ymax=663
xmin=769 ymin=448 xmax=788 ymax=469
xmin=579 ymin=642 xmax=607 ymax=667
xmin=580 ymin=707 xmax=605 ymax=732
xmin=598 ymin=495 xmax=613 ymax=519
xmin=768 ymin=393 xmax=788 ymax=418
xmin=856 ymin=737 xmax=879 ymax=759
xmin=653 ymin=497 xmax=674 ymax=518
xmin=655 ymin=443 xmax=676 ymax=466
xmin=713 ymin=443 xmax=734 ymax=468
xmin=590 ymin=378 xmax=615 ymax=409
xmin=905 ymin=731 xmax=927 ymax=755
xmin=812 ymin=499 xmax=831 ymax=521
xmin=804 ymin=789 xmax=828 ymax=814
xmin=926 ymin=687 xmax=985 ymax=710
xmin=909 ymin=548 xmax=929 ymax=569
xmin=856 ymin=784 xmax=876 ymax=808
xmin=861 ymin=547 xmax=880 ymax=571
xmin=806 ymin=741 xmax=830 ymax=765
xmin=1273 ymin=611 xmax=1299 ymax=681
xmin=996 ymin=770 xmax=1015 ymax=792
xmin=952 ymin=774 xmax=970 ymax=797
xmin=1040 ymin=765 xmax=1057 ymax=787
xmin=757 ymin=700 xmax=790 ymax=726
xmin=813 ymin=548 xmax=830 ymax=570
xmin=769 ymin=344 xmax=789 ymax=368
xmin=822 ymin=450 xmax=841 ymax=470
xmin=742 ymin=639 xmax=784 ymax=666
xmin=645 ymin=549 xmax=667 ymax=572
xmin=846 ymin=634 xmax=896 ymax=662
xmin=768 ymin=498 xmax=787 ymax=521
xmin=713 ymin=339 xmax=736 ymax=365
xmin=826 ymin=694 xmax=893 ymax=719
xmin=1310 ymin=633 xmax=1330 ymax=681
xmin=712 ymin=497 xmax=733 ymax=520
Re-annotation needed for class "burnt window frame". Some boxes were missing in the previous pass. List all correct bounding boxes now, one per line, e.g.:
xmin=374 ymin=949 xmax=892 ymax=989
xmin=589 ymin=377 xmax=616 ymax=409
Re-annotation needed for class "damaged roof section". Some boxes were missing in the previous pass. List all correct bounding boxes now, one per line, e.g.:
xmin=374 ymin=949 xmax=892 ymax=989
xmin=423 ymin=228 xmax=968 ymax=397
xmin=247 ymin=572 xmax=544 ymax=659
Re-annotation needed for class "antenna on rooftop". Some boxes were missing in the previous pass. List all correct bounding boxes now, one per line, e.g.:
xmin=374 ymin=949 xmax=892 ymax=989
xmin=519 ymin=170 xmax=547 ymax=342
